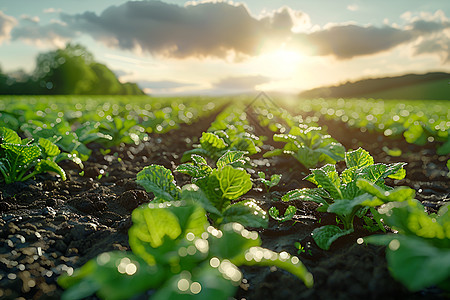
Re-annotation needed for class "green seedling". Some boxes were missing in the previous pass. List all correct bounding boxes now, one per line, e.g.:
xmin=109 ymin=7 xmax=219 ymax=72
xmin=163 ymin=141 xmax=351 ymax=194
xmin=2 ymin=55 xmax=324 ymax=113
xmin=263 ymin=125 xmax=345 ymax=169
xmin=365 ymin=200 xmax=450 ymax=292
xmin=283 ymin=148 xmax=408 ymax=250
xmin=0 ymin=127 xmax=66 ymax=184
xmin=258 ymin=171 xmax=282 ymax=192
xmin=137 ymin=151 xmax=268 ymax=228
xmin=268 ymin=206 xmax=296 ymax=223
xmin=181 ymin=130 xmax=259 ymax=163
xmin=58 ymin=201 xmax=313 ymax=300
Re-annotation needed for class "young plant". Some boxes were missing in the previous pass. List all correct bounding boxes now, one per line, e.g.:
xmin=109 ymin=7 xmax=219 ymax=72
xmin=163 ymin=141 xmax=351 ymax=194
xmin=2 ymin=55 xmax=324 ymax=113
xmin=258 ymin=171 xmax=282 ymax=192
xmin=365 ymin=200 xmax=450 ymax=292
xmin=282 ymin=148 xmax=408 ymax=250
xmin=181 ymin=130 xmax=259 ymax=163
xmin=0 ymin=127 xmax=66 ymax=184
xmin=58 ymin=201 xmax=313 ymax=300
xmin=268 ymin=205 xmax=296 ymax=223
xmin=263 ymin=125 xmax=345 ymax=169
xmin=136 ymin=151 xmax=268 ymax=228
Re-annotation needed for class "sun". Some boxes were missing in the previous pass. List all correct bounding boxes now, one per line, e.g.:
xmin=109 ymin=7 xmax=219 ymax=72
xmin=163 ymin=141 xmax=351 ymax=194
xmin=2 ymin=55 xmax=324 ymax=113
xmin=260 ymin=48 xmax=304 ymax=77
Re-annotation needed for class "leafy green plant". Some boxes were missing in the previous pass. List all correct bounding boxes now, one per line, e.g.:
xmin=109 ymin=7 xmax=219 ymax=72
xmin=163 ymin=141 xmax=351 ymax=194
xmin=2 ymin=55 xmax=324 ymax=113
xmin=58 ymin=201 xmax=313 ymax=300
xmin=263 ymin=125 xmax=345 ymax=169
xmin=282 ymin=148 xmax=408 ymax=250
xmin=365 ymin=200 xmax=450 ymax=292
xmin=268 ymin=205 xmax=296 ymax=223
xmin=258 ymin=171 xmax=282 ymax=192
xmin=181 ymin=130 xmax=259 ymax=163
xmin=0 ymin=127 xmax=66 ymax=184
xmin=136 ymin=151 xmax=268 ymax=228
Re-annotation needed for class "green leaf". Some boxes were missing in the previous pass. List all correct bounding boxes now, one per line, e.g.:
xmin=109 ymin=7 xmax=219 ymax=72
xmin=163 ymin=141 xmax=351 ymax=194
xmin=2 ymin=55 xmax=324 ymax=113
xmin=268 ymin=205 xmax=296 ymax=223
xmin=136 ymin=165 xmax=181 ymax=201
xmin=38 ymin=138 xmax=60 ymax=157
xmin=1 ymin=143 xmax=41 ymax=167
xmin=222 ymin=200 xmax=268 ymax=228
xmin=129 ymin=201 xmax=208 ymax=265
xmin=213 ymin=165 xmax=252 ymax=200
xmin=365 ymin=235 xmax=450 ymax=292
xmin=35 ymin=159 xmax=66 ymax=180
xmin=281 ymin=188 xmax=330 ymax=208
xmin=200 ymin=132 xmax=228 ymax=150
xmin=195 ymin=175 xmax=225 ymax=211
xmin=0 ymin=127 xmax=21 ymax=144
xmin=58 ymin=252 xmax=165 ymax=300
xmin=181 ymin=184 xmax=222 ymax=216
xmin=357 ymin=179 xmax=415 ymax=204
xmin=294 ymin=146 xmax=321 ymax=169
xmin=345 ymin=148 xmax=374 ymax=169
xmin=309 ymin=166 xmax=342 ymax=199
xmin=209 ymin=222 xmax=261 ymax=260
xmin=191 ymin=154 xmax=208 ymax=165
xmin=176 ymin=163 xmax=212 ymax=179
xmin=312 ymin=225 xmax=354 ymax=250
xmin=262 ymin=148 xmax=284 ymax=158
xmin=216 ymin=150 xmax=247 ymax=169
xmin=327 ymin=194 xmax=372 ymax=217
xmin=230 ymin=242 xmax=314 ymax=288
xmin=316 ymin=142 xmax=345 ymax=163
xmin=151 ymin=262 xmax=238 ymax=300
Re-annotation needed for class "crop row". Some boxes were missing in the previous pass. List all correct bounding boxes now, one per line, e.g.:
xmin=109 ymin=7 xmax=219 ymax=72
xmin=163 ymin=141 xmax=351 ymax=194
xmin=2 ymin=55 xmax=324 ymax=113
xmin=1 ymin=96 xmax=449 ymax=298
xmin=283 ymin=98 xmax=450 ymax=155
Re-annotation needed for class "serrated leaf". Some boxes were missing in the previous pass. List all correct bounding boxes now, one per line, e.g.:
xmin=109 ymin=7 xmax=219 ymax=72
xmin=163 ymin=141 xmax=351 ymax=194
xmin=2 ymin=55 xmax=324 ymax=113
xmin=216 ymin=150 xmax=246 ymax=169
xmin=213 ymin=165 xmax=252 ymax=200
xmin=0 ymin=127 xmax=21 ymax=144
xmin=200 ymin=132 xmax=228 ymax=150
xmin=191 ymin=154 xmax=208 ymax=165
xmin=39 ymin=138 xmax=61 ymax=157
xmin=222 ymin=200 xmax=268 ymax=227
xmin=310 ymin=167 xmax=342 ymax=199
xmin=35 ymin=159 xmax=66 ymax=180
xmin=1 ymin=143 xmax=41 ymax=167
xmin=345 ymin=148 xmax=374 ymax=169
xmin=176 ymin=163 xmax=212 ymax=179
xmin=312 ymin=225 xmax=354 ymax=250
xmin=136 ymin=165 xmax=181 ymax=201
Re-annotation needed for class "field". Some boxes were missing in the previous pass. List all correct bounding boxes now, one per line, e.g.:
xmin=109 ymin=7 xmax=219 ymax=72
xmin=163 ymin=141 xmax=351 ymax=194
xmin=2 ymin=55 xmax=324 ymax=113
xmin=0 ymin=95 xmax=449 ymax=299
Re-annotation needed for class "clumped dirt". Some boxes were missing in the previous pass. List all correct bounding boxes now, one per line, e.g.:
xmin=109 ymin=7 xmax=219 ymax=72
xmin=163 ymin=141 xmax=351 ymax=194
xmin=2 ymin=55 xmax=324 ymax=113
xmin=1 ymin=105 xmax=449 ymax=299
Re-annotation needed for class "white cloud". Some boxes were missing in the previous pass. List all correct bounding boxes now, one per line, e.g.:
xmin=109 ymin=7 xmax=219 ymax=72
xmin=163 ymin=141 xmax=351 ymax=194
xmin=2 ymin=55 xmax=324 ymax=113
xmin=0 ymin=11 xmax=17 ymax=44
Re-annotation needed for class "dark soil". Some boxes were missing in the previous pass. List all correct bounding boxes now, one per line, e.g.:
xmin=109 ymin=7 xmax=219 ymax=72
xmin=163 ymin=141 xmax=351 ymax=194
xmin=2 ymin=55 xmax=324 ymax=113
xmin=1 ymin=105 xmax=449 ymax=299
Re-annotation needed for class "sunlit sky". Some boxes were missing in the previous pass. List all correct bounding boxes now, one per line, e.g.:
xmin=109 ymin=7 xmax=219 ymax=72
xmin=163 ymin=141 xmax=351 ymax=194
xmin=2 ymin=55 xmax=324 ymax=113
xmin=1 ymin=0 xmax=449 ymax=94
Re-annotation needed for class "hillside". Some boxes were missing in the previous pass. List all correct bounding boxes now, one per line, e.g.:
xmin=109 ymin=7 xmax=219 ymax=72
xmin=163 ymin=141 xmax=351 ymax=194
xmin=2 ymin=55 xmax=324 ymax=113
xmin=299 ymin=72 xmax=450 ymax=100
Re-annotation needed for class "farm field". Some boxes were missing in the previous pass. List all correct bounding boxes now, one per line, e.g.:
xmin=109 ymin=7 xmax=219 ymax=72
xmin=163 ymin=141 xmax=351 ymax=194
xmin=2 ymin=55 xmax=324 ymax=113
xmin=0 ymin=95 xmax=449 ymax=299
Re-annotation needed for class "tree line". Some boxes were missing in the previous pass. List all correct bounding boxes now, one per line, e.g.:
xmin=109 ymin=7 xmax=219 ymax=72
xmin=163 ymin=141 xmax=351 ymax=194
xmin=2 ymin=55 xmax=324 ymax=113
xmin=0 ymin=44 xmax=144 ymax=95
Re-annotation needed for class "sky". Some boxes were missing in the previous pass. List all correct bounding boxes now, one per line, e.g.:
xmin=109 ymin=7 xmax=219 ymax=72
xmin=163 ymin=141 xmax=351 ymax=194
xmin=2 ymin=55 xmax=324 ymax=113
xmin=0 ymin=0 xmax=449 ymax=95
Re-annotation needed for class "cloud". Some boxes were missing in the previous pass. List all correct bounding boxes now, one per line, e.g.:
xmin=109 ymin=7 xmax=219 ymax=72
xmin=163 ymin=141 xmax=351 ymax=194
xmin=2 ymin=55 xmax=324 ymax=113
xmin=7 ymin=1 xmax=450 ymax=64
xmin=60 ymin=1 xmax=296 ymax=59
xmin=43 ymin=8 xmax=62 ymax=14
xmin=347 ymin=4 xmax=359 ymax=12
xmin=137 ymin=80 xmax=197 ymax=90
xmin=292 ymin=18 xmax=450 ymax=60
xmin=11 ymin=16 xmax=77 ymax=47
xmin=213 ymin=75 xmax=271 ymax=91
xmin=0 ymin=11 xmax=17 ymax=44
